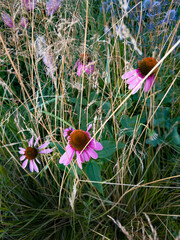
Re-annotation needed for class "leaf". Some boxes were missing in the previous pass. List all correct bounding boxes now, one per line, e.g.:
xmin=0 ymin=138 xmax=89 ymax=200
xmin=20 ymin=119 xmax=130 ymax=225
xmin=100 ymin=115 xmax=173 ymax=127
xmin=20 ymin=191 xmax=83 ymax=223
xmin=86 ymin=161 xmax=103 ymax=194
xmin=97 ymin=140 xmax=125 ymax=159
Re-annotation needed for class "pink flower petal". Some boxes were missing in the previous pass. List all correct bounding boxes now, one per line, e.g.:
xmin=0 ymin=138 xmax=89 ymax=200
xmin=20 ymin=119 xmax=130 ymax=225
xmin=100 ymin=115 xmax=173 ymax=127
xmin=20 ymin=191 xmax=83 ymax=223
xmin=33 ymin=160 xmax=39 ymax=173
xmin=126 ymin=75 xmax=140 ymax=84
xmin=34 ymin=136 xmax=40 ymax=147
xmin=87 ymin=124 xmax=92 ymax=132
xmin=22 ymin=159 xmax=28 ymax=169
xmin=89 ymin=139 xmax=103 ymax=151
xmin=144 ymin=75 xmax=155 ymax=92
xmin=28 ymin=136 xmax=34 ymax=147
xmin=121 ymin=70 xmax=136 ymax=79
xmin=20 ymin=155 xmax=26 ymax=161
xmin=38 ymin=142 xmax=50 ymax=150
xmin=76 ymin=151 xmax=82 ymax=169
xmin=38 ymin=149 xmax=53 ymax=154
xmin=74 ymin=59 xmax=80 ymax=70
xmin=59 ymin=145 xmax=75 ymax=165
xmin=86 ymin=147 xmax=98 ymax=159
xmin=35 ymin=158 xmax=40 ymax=164
xmin=19 ymin=150 xmax=25 ymax=154
xmin=131 ymin=83 xmax=142 ymax=94
xmin=19 ymin=147 xmax=25 ymax=151
xmin=77 ymin=64 xmax=83 ymax=76
xmin=83 ymin=149 xmax=90 ymax=162
xmin=85 ymin=62 xmax=94 ymax=74
xmin=29 ymin=160 xmax=34 ymax=172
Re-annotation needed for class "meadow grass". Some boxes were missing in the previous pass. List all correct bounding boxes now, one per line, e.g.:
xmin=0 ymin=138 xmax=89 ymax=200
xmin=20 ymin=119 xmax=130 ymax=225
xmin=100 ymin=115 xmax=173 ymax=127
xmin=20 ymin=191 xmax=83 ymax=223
xmin=0 ymin=0 xmax=180 ymax=239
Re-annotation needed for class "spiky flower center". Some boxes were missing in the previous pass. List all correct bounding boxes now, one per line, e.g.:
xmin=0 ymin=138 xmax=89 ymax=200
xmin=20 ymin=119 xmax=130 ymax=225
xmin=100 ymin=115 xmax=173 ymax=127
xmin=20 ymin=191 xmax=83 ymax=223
xmin=80 ymin=53 xmax=91 ymax=64
xmin=25 ymin=147 xmax=38 ymax=160
xmin=138 ymin=57 xmax=157 ymax=76
xmin=69 ymin=130 xmax=90 ymax=151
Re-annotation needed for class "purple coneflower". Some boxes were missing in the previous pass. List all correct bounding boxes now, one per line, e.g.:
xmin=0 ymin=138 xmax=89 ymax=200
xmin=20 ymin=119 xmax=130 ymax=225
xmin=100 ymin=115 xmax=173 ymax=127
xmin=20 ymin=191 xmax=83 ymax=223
xmin=63 ymin=127 xmax=74 ymax=138
xmin=2 ymin=13 xmax=15 ymax=29
xmin=19 ymin=136 xmax=53 ymax=173
xmin=59 ymin=124 xmax=103 ymax=169
xmin=121 ymin=57 xmax=158 ymax=94
xmin=74 ymin=53 xmax=94 ymax=77
xmin=46 ymin=0 xmax=62 ymax=16
xmin=21 ymin=0 xmax=36 ymax=11
xmin=20 ymin=17 xmax=28 ymax=28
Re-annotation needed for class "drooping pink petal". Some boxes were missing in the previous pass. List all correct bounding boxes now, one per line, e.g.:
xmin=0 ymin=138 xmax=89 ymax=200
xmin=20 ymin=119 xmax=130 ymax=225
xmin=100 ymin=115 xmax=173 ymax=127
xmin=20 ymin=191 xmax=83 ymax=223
xmin=28 ymin=136 xmax=34 ymax=147
xmin=131 ymin=83 xmax=143 ymax=94
xmin=38 ymin=142 xmax=50 ymax=150
xmin=19 ymin=147 xmax=25 ymax=151
xmin=59 ymin=145 xmax=75 ymax=165
xmin=87 ymin=124 xmax=92 ymax=132
xmin=144 ymin=75 xmax=155 ymax=92
xmin=83 ymin=149 xmax=91 ymax=162
xmin=121 ymin=70 xmax=136 ymax=79
xmin=20 ymin=155 xmax=26 ymax=161
xmin=35 ymin=158 xmax=40 ymax=164
xmin=22 ymin=159 xmax=28 ymax=169
xmin=34 ymin=136 xmax=40 ymax=147
xmin=33 ymin=160 xmax=39 ymax=173
xmin=89 ymin=139 xmax=103 ymax=151
xmin=126 ymin=75 xmax=140 ymax=84
xmin=128 ymin=78 xmax=142 ymax=90
xmin=85 ymin=62 xmax=94 ymax=74
xmin=76 ymin=151 xmax=82 ymax=169
xmin=19 ymin=150 xmax=25 ymax=154
xmin=86 ymin=147 xmax=98 ymax=159
xmin=29 ymin=160 xmax=34 ymax=172
xmin=74 ymin=59 xmax=81 ymax=70
xmin=77 ymin=64 xmax=83 ymax=76
xmin=38 ymin=149 xmax=53 ymax=154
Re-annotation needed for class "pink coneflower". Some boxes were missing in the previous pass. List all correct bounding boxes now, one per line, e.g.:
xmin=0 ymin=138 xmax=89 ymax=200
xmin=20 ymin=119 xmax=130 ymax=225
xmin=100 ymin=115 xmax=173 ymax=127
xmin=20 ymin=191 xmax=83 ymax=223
xmin=19 ymin=136 xmax=53 ymax=173
xmin=122 ymin=57 xmax=158 ymax=94
xmin=63 ymin=127 xmax=74 ymax=138
xmin=59 ymin=124 xmax=103 ymax=169
xmin=21 ymin=0 xmax=36 ymax=11
xmin=74 ymin=53 xmax=94 ymax=77
xmin=20 ymin=17 xmax=28 ymax=28
xmin=46 ymin=0 xmax=62 ymax=16
xmin=1 ymin=13 xmax=15 ymax=29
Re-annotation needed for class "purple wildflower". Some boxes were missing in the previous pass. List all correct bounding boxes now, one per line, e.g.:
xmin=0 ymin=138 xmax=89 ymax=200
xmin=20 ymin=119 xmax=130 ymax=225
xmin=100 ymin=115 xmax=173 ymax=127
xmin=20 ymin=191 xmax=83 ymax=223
xmin=46 ymin=0 xmax=62 ymax=16
xmin=121 ymin=57 xmax=158 ymax=94
xmin=63 ymin=127 xmax=74 ymax=138
xmin=1 ymin=13 xmax=15 ymax=29
xmin=20 ymin=17 xmax=28 ymax=28
xmin=59 ymin=124 xmax=103 ymax=169
xmin=21 ymin=0 xmax=36 ymax=11
xmin=74 ymin=53 xmax=94 ymax=77
xmin=19 ymin=136 xmax=53 ymax=173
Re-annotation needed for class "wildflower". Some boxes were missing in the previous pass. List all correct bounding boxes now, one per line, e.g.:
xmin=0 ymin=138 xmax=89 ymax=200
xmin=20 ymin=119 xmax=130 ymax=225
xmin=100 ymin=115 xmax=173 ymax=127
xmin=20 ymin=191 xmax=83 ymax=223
xmin=21 ymin=0 xmax=36 ymax=11
xmin=20 ymin=17 xmax=28 ymax=28
xmin=19 ymin=136 xmax=53 ymax=173
xmin=1 ymin=13 xmax=15 ymax=29
xmin=59 ymin=124 xmax=103 ymax=169
xmin=163 ymin=10 xmax=176 ymax=24
xmin=121 ymin=57 xmax=158 ymax=94
xmin=74 ymin=53 xmax=94 ymax=77
xmin=46 ymin=0 xmax=62 ymax=16
xmin=63 ymin=127 xmax=74 ymax=138
xmin=150 ymin=1 xmax=161 ymax=15
xmin=143 ymin=0 xmax=152 ymax=9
